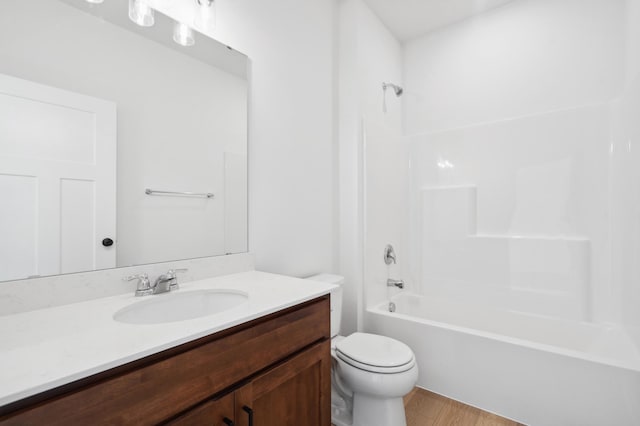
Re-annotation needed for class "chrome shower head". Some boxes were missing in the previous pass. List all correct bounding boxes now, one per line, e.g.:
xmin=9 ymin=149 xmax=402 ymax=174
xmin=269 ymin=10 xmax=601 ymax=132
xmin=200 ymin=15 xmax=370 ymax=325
xmin=382 ymin=82 xmax=403 ymax=97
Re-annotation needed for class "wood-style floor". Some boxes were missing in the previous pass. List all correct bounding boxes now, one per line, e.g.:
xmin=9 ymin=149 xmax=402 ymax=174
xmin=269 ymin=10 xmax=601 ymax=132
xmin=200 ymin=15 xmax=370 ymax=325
xmin=404 ymin=388 xmax=525 ymax=426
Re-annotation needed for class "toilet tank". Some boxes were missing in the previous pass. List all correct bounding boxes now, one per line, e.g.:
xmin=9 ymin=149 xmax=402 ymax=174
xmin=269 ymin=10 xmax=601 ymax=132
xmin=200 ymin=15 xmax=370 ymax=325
xmin=306 ymin=273 xmax=344 ymax=338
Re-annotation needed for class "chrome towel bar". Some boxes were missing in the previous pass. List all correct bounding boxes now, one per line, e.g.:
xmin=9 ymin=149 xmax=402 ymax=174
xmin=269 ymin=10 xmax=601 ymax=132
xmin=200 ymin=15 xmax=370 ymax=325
xmin=144 ymin=188 xmax=215 ymax=199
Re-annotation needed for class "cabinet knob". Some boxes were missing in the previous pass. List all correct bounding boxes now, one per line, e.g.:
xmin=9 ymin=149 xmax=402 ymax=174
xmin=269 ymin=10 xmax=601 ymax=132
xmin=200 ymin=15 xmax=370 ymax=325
xmin=242 ymin=406 xmax=254 ymax=426
xmin=222 ymin=418 xmax=234 ymax=426
xmin=102 ymin=238 xmax=114 ymax=247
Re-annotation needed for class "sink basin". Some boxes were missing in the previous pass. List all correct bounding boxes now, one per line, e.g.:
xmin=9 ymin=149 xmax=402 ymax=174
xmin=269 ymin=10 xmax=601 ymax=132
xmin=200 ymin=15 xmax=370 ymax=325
xmin=114 ymin=290 xmax=248 ymax=325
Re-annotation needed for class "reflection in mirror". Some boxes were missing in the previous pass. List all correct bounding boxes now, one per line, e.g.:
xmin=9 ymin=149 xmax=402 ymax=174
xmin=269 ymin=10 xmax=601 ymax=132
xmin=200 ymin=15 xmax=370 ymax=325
xmin=0 ymin=0 xmax=248 ymax=282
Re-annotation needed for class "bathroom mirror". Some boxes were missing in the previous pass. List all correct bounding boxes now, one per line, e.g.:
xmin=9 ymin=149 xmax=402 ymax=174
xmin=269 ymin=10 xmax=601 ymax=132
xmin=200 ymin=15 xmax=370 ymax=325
xmin=0 ymin=0 xmax=248 ymax=282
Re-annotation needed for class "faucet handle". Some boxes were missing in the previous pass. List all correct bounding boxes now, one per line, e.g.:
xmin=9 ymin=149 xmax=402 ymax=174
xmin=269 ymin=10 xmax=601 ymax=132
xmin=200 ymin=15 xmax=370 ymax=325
xmin=123 ymin=273 xmax=153 ymax=297
xmin=167 ymin=268 xmax=188 ymax=278
xmin=166 ymin=268 xmax=188 ymax=290
xmin=384 ymin=244 xmax=397 ymax=265
xmin=123 ymin=273 xmax=149 ymax=283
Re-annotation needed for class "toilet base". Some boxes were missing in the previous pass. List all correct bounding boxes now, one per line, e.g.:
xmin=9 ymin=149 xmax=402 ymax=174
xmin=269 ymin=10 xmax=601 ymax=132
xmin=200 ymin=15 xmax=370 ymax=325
xmin=331 ymin=387 xmax=353 ymax=426
xmin=332 ymin=411 xmax=353 ymax=426
xmin=352 ymin=394 xmax=407 ymax=426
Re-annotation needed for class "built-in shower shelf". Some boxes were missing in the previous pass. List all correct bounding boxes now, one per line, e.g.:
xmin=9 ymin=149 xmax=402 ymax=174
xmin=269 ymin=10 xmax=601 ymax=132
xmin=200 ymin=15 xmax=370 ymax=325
xmin=420 ymin=186 xmax=591 ymax=321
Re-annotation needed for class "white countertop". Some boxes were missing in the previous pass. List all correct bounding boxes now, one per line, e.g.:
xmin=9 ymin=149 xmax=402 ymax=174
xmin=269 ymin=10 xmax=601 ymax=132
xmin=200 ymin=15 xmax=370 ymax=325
xmin=0 ymin=271 xmax=335 ymax=407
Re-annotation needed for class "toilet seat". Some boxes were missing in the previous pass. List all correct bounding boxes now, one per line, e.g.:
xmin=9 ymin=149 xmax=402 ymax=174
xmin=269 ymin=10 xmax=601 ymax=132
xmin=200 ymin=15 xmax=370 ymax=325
xmin=335 ymin=333 xmax=416 ymax=374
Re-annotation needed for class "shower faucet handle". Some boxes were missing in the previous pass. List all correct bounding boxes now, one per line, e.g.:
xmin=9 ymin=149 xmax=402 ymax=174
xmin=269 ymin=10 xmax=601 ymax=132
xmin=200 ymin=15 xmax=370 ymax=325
xmin=384 ymin=244 xmax=397 ymax=265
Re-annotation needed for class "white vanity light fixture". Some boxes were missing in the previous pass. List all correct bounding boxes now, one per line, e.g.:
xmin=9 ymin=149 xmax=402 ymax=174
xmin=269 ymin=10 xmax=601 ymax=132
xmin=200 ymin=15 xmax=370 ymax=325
xmin=195 ymin=0 xmax=216 ymax=30
xmin=172 ymin=0 xmax=216 ymax=47
xmin=129 ymin=0 xmax=155 ymax=27
xmin=173 ymin=22 xmax=196 ymax=47
xmin=173 ymin=0 xmax=214 ymax=46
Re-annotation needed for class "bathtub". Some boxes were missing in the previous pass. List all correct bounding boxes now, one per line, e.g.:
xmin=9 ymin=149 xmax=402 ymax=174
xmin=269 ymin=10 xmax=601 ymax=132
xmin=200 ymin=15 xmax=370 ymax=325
xmin=365 ymin=293 xmax=640 ymax=426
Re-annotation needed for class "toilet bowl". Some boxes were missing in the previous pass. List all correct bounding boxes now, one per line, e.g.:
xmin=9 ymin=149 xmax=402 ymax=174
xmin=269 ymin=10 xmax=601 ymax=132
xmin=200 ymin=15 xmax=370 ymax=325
xmin=307 ymin=274 xmax=418 ymax=426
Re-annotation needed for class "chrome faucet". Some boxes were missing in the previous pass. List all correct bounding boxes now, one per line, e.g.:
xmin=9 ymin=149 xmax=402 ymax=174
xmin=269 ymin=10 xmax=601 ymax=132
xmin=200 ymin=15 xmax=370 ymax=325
xmin=152 ymin=274 xmax=174 ymax=294
xmin=387 ymin=278 xmax=404 ymax=289
xmin=123 ymin=269 xmax=187 ymax=297
xmin=151 ymin=268 xmax=188 ymax=295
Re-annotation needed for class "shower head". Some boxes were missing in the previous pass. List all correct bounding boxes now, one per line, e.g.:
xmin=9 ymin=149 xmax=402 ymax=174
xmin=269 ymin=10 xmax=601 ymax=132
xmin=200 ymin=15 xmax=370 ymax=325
xmin=382 ymin=82 xmax=403 ymax=97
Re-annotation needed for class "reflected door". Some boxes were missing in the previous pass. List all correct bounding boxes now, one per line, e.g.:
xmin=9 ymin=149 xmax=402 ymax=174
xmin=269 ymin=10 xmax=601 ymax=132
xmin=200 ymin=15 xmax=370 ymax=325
xmin=0 ymin=74 xmax=116 ymax=281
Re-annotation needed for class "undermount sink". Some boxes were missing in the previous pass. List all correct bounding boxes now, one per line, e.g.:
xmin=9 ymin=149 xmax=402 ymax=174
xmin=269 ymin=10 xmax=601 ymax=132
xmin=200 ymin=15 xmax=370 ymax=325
xmin=113 ymin=290 xmax=249 ymax=325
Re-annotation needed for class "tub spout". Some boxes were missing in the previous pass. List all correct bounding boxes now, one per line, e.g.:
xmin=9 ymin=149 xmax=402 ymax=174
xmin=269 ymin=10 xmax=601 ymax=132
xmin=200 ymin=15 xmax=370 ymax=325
xmin=387 ymin=278 xmax=404 ymax=289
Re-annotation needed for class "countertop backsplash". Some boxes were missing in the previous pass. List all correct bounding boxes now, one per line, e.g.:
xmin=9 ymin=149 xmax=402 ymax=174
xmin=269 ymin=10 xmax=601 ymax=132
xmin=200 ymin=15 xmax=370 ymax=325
xmin=0 ymin=253 xmax=255 ymax=316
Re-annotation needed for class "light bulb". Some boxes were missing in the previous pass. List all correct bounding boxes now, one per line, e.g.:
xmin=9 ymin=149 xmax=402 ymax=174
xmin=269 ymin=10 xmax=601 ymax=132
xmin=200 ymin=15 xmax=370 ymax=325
xmin=194 ymin=0 xmax=216 ymax=31
xmin=173 ymin=22 xmax=195 ymax=47
xmin=129 ymin=0 xmax=154 ymax=27
xmin=86 ymin=0 xmax=105 ymax=3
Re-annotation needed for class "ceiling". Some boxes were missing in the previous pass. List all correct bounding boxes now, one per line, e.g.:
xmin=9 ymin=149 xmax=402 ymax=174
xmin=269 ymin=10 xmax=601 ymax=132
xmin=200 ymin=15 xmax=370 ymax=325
xmin=362 ymin=0 xmax=516 ymax=42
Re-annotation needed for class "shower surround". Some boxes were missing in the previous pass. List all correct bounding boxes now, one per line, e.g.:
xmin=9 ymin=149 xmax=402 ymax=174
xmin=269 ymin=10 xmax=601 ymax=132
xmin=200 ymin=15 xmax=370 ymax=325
xmin=349 ymin=0 xmax=640 ymax=424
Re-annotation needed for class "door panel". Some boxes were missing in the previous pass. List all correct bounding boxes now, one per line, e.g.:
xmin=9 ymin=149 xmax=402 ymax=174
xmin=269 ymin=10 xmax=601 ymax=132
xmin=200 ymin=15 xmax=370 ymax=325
xmin=167 ymin=393 xmax=235 ymax=426
xmin=0 ymin=89 xmax=96 ymax=163
xmin=0 ymin=174 xmax=37 ymax=280
xmin=236 ymin=341 xmax=331 ymax=426
xmin=60 ymin=179 xmax=96 ymax=274
xmin=0 ymin=73 xmax=116 ymax=280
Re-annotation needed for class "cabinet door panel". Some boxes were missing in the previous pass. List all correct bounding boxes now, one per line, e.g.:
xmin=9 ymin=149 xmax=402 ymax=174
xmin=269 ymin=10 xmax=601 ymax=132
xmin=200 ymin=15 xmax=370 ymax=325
xmin=166 ymin=393 xmax=234 ymax=426
xmin=236 ymin=340 xmax=331 ymax=426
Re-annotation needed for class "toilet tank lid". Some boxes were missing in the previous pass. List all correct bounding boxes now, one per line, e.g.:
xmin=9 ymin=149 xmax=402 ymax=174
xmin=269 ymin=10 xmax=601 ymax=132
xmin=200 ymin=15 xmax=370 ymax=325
xmin=306 ymin=273 xmax=345 ymax=285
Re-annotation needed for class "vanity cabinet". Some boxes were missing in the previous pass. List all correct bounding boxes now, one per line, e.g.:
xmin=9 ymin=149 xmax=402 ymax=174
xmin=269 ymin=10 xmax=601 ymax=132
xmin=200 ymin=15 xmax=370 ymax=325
xmin=0 ymin=296 xmax=331 ymax=426
xmin=237 ymin=339 xmax=329 ymax=426
xmin=169 ymin=340 xmax=329 ymax=426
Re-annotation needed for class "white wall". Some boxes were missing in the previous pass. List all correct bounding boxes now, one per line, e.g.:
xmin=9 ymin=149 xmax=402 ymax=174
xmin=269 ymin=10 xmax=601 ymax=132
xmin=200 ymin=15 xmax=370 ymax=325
xmin=149 ymin=0 xmax=336 ymax=278
xmin=354 ymin=0 xmax=408 ymax=311
xmin=337 ymin=0 xmax=363 ymax=335
xmin=0 ymin=0 xmax=247 ymax=269
xmin=612 ymin=0 xmax=640 ymax=347
xmin=403 ymin=0 xmax=630 ymax=324
xmin=337 ymin=0 xmax=406 ymax=332
xmin=364 ymin=122 xmax=408 ymax=308
xmin=404 ymin=0 xmax=625 ymax=134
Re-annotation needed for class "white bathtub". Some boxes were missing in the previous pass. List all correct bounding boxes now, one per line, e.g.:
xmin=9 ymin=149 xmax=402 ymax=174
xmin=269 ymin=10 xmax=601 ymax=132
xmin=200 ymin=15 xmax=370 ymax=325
xmin=365 ymin=293 xmax=640 ymax=426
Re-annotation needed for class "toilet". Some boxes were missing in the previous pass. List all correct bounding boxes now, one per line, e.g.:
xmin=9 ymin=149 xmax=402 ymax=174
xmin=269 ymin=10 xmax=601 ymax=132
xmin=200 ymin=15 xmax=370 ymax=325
xmin=307 ymin=274 xmax=418 ymax=426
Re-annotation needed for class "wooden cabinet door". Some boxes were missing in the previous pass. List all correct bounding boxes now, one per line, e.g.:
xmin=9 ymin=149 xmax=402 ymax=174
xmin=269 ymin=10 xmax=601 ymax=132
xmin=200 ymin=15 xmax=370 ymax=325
xmin=167 ymin=392 xmax=235 ymax=426
xmin=235 ymin=340 xmax=331 ymax=426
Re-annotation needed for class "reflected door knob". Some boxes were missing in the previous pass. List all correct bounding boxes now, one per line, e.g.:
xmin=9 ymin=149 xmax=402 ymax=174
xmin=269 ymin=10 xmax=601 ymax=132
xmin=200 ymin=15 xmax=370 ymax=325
xmin=102 ymin=238 xmax=114 ymax=247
